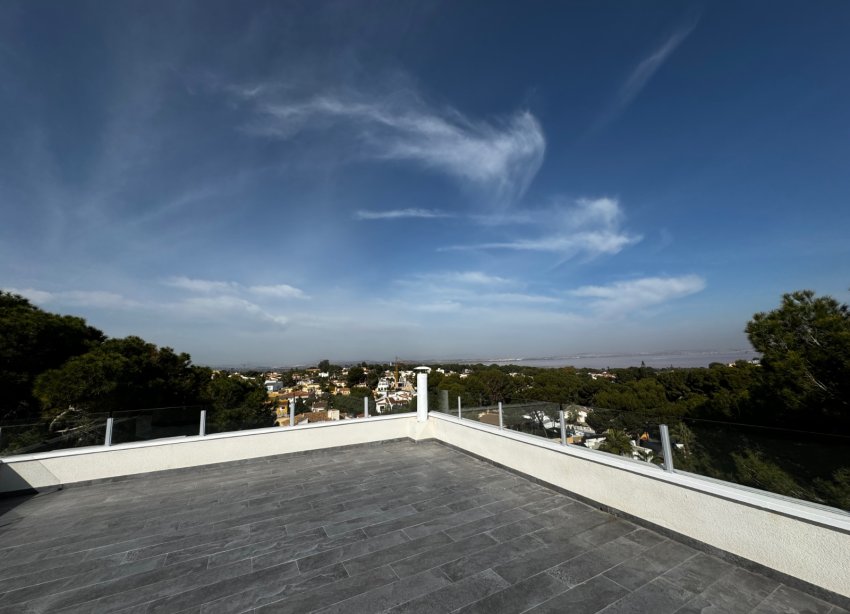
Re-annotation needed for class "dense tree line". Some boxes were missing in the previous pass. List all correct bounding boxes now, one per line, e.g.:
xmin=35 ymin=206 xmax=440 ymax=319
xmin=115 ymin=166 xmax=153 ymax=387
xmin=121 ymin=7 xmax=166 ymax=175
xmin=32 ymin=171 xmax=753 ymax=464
xmin=427 ymin=289 xmax=850 ymax=511
xmin=0 ymin=292 xmax=269 ymax=450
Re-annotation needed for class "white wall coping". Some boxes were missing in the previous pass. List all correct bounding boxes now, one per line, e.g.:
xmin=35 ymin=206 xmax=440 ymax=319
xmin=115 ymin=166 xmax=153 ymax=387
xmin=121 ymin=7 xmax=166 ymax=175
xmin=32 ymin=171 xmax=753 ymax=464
xmin=0 ymin=412 xmax=417 ymax=464
xmin=429 ymin=411 xmax=850 ymax=532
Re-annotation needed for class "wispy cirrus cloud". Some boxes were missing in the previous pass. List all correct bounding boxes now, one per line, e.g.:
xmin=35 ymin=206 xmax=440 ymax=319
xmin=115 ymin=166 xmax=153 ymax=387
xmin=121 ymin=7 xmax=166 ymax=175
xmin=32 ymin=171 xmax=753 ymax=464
xmin=6 ymin=284 xmax=292 ymax=329
xmin=354 ymin=208 xmax=453 ymax=220
xmin=164 ymin=277 xmax=308 ymax=299
xmin=165 ymin=276 xmax=237 ymax=293
xmin=591 ymin=16 xmax=699 ymax=132
xmin=176 ymin=295 xmax=289 ymax=327
xmin=393 ymin=270 xmax=559 ymax=313
xmin=571 ymin=274 xmax=706 ymax=316
xmin=619 ymin=20 xmax=698 ymax=111
xmin=445 ymin=197 xmax=642 ymax=261
xmin=248 ymin=284 xmax=308 ymax=299
xmin=6 ymin=287 xmax=139 ymax=309
xmin=238 ymin=87 xmax=545 ymax=205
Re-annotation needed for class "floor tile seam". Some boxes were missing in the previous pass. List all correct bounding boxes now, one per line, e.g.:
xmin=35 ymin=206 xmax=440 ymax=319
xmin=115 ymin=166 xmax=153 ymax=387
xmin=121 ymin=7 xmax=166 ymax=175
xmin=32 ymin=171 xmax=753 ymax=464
xmin=326 ymin=503 xmax=436 ymax=535
xmin=595 ymin=576 xmax=695 ymax=614
xmin=95 ymin=528 xmax=263 ymax=563
xmin=746 ymin=583 xmax=783 ymax=613
xmin=0 ymin=521 xmax=169 ymax=554
xmin=84 ymin=521 xmax=275 ymax=560
xmin=0 ymin=549 xmax=154 ymax=589
xmin=2 ymin=552 xmax=196 ymax=611
xmin=255 ymin=564 xmax=388 ymax=614
xmin=176 ymin=530 xmax=300 ymax=568
xmin=602 ymin=549 xmax=701 ymax=596
xmin=535 ymin=539 xmax=630 ymax=583
xmin=515 ymin=582 xmax=575 ymax=614
xmin=178 ymin=553 xmax=343 ymax=609
xmin=665 ymin=557 xmax=742 ymax=612
xmin=346 ymin=505 xmax=454 ymax=536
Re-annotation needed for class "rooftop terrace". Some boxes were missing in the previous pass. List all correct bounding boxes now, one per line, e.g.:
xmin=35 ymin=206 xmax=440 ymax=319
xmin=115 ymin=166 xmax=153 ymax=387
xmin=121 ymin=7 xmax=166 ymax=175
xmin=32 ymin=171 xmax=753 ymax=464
xmin=0 ymin=439 xmax=846 ymax=613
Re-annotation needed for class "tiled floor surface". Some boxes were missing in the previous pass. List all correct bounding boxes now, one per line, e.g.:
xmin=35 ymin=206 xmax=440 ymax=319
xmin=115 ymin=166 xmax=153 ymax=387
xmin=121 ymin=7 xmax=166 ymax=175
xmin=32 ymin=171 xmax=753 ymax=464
xmin=0 ymin=441 xmax=845 ymax=613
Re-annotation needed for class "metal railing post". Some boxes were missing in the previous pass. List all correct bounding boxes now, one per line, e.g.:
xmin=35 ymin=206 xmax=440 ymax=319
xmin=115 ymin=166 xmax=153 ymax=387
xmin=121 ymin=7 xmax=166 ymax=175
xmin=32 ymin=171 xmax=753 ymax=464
xmin=289 ymin=398 xmax=296 ymax=428
xmin=660 ymin=424 xmax=674 ymax=472
xmin=457 ymin=396 xmax=462 ymax=419
xmin=199 ymin=410 xmax=206 ymax=437
xmin=498 ymin=402 xmax=504 ymax=430
xmin=105 ymin=417 xmax=114 ymax=446
xmin=415 ymin=367 xmax=429 ymax=423
xmin=559 ymin=410 xmax=567 ymax=446
xmin=364 ymin=396 xmax=369 ymax=418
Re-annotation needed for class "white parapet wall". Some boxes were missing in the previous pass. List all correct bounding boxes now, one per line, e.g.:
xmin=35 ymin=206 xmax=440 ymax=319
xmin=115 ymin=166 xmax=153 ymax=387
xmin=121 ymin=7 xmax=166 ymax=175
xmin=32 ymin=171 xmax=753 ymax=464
xmin=427 ymin=413 xmax=850 ymax=598
xmin=0 ymin=413 xmax=428 ymax=493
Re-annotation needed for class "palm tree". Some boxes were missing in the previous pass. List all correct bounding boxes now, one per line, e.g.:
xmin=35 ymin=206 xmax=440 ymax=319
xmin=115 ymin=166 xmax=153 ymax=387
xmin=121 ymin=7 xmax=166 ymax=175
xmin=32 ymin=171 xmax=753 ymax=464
xmin=599 ymin=429 xmax=633 ymax=457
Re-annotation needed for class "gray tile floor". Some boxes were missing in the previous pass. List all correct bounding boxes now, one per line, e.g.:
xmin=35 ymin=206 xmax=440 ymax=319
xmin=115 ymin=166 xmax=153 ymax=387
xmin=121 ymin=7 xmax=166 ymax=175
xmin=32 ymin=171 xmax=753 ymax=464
xmin=0 ymin=441 xmax=844 ymax=613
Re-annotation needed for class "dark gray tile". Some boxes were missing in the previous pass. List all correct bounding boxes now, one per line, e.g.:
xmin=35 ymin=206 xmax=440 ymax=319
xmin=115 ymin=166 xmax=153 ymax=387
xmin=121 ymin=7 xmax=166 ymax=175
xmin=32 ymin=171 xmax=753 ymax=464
xmin=314 ymin=568 xmax=450 ymax=614
xmin=343 ymin=531 xmax=454 ymax=577
xmin=492 ymin=535 xmax=595 ymax=585
xmin=486 ymin=504 xmax=578 ymax=542
xmin=546 ymin=535 xmax=650 ymax=588
xmin=147 ymin=560 xmax=304 ymax=613
xmin=439 ymin=533 xmax=545 ymax=582
xmin=254 ymin=565 xmax=398 ymax=613
xmin=527 ymin=574 xmax=630 ymax=614
xmin=402 ymin=506 xmax=494 ymax=541
xmin=674 ymin=567 xmax=780 ymax=614
xmin=0 ymin=440 xmax=842 ymax=614
xmin=391 ymin=531 xmax=499 ymax=578
xmin=574 ymin=518 xmax=637 ymax=546
xmin=598 ymin=577 xmax=693 ymax=613
xmin=295 ymin=529 xmax=409 ymax=573
xmin=603 ymin=539 xmax=697 ymax=591
xmin=662 ymin=552 xmax=733 ymax=594
xmin=455 ymin=570 xmax=570 ymax=614
xmin=443 ymin=506 xmax=534 ymax=541
xmin=199 ymin=562 xmax=350 ymax=613
xmin=388 ymin=569 xmax=510 ymax=614
xmin=751 ymin=585 xmax=834 ymax=614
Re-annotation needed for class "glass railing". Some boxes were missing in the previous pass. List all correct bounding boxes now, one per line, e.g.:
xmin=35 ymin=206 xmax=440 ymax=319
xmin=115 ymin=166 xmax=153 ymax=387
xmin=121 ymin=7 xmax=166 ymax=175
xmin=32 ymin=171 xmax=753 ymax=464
xmin=0 ymin=413 xmax=108 ymax=456
xmin=671 ymin=416 xmax=850 ymax=512
xmin=0 ymin=394 xmax=416 ymax=459
xmin=109 ymin=406 xmax=203 ymax=444
xmin=433 ymin=390 xmax=850 ymax=514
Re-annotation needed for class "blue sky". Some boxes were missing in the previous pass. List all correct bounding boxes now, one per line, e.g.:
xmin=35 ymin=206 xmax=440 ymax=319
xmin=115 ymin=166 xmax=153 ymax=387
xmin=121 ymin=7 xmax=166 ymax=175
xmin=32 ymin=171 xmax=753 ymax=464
xmin=2 ymin=1 xmax=849 ymax=366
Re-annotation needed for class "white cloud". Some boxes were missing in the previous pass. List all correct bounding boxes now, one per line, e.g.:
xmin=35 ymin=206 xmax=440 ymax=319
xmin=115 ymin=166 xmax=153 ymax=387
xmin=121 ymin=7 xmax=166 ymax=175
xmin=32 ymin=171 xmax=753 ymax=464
xmin=571 ymin=275 xmax=706 ymax=315
xmin=248 ymin=284 xmax=309 ymax=299
xmin=446 ymin=197 xmax=642 ymax=260
xmin=165 ymin=277 xmax=308 ymax=300
xmin=165 ymin=276 xmax=236 ymax=293
xmin=413 ymin=271 xmax=512 ymax=286
xmin=60 ymin=291 xmax=139 ymax=309
xmin=177 ymin=296 xmax=289 ymax=327
xmin=619 ymin=22 xmax=697 ymax=111
xmin=5 ymin=287 xmax=54 ymax=303
xmin=5 ymin=287 xmax=137 ymax=309
xmin=354 ymin=208 xmax=453 ymax=220
xmin=392 ymin=271 xmax=559 ymax=314
xmin=243 ymin=89 xmax=545 ymax=204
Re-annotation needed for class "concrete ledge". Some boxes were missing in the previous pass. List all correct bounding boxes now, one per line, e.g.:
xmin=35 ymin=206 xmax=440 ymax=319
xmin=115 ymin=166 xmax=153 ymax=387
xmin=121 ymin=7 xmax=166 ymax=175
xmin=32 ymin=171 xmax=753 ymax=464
xmin=0 ymin=413 xmax=427 ymax=493
xmin=428 ymin=412 xmax=850 ymax=599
